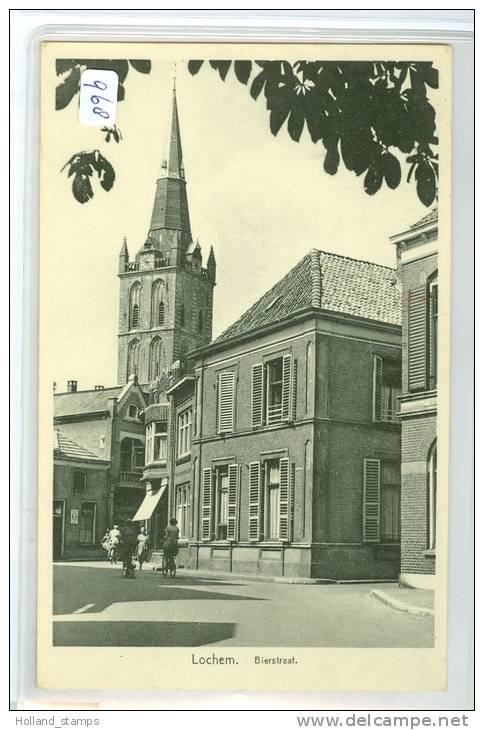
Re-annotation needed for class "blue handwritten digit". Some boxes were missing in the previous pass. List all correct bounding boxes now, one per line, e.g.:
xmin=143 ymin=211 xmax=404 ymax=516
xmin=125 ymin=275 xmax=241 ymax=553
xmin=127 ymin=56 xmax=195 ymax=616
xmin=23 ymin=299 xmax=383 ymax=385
xmin=93 ymin=107 xmax=110 ymax=119
xmin=91 ymin=95 xmax=112 ymax=105
xmin=83 ymin=79 xmax=107 ymax=91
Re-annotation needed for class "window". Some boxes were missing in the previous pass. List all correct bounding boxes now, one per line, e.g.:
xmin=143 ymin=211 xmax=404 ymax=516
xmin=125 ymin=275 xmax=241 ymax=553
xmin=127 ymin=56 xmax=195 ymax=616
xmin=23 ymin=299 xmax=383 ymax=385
xmin=201 ymin=464 xmax=239 ymax=542
xmin=363 ymin=459 xmax=401 ymax=543
xmin=265 ymin=460 xmax=280 ymax=540
xmin=151 ymin=280 xmax=164 ymax=328
xmin=180 ymin=303 xmax=186 ymax=327
xmin=177 ymin=408 xmax=192 ymax=457
xmin=145 ymin=421 xmax=167 ymax=464
xmin=215 ymin=467 xmax=229 ymax=540
xmin=175 ymin=484 xmax=191 ymax=539
xmin=408 ymin=272 xmax=438 ymax=392
xmin=429 ymin=281 xmax=438 ymax=388
xmin=251 ymin=354 xmax=295 ymax=428
xmin=248 ymin=458 xmax=293 ymax=542
xmin=120 ymin=437 xmax=145 ymax=472
xmin=79 ymin=502 xmax=96 ymax=544
xmin=127 ymin=339 xmax=140 ymax=379
xmin=73 ymin=470 xmax=86 ymax=492
xmin=373 ymin=356 xmax=401 ymax=423
xmin=129 ymin=282 xmax=141 ymax=330
xmin=428 ymin=441 xmax=437 ymax=550
xmin=127 ymin=404 xmax=139 ymax=419
xmin=198 ymin=309 xmax=203 ymax=333
xmin=217 ymin=371 xmax=235 ymax=434
xmin=149 ymin=337 xmax=162 ymax=380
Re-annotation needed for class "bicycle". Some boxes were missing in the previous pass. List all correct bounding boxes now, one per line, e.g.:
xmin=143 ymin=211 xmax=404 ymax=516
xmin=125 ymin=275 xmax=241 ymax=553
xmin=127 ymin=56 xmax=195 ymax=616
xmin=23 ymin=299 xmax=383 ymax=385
xmin=161 ymin=550 xmax=176 ymax=578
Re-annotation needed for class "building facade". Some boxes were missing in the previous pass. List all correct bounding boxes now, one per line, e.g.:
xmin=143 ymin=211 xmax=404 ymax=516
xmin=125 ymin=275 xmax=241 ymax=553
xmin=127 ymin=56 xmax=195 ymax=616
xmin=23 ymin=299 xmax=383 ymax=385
xmin=53 ymin=430 xmax=110 ymax=559
xmin=390 ymin=209 xmax=438 ymax=589
xmin=167 ymin=250 xmax=403 ymax=580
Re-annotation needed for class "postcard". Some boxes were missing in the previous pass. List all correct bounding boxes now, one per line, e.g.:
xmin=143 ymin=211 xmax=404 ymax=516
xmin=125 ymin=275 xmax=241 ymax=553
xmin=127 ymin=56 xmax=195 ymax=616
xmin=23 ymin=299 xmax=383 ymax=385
xmin=38 ymin=41 xmax=451 ymax=692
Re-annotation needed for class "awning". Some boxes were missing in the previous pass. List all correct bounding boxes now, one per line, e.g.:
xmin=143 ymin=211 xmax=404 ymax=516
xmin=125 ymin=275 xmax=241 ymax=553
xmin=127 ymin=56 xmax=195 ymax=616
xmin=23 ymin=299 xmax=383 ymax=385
xmin=131 ymin=481 xmax=167 ymax=522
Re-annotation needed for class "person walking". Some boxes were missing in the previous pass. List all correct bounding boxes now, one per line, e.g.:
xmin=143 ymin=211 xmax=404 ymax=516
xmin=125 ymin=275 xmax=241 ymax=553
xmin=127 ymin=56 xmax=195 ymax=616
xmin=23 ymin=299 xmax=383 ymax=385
xmin=108 ymin=524 xmax=121 ymax=564
xmin=162 ymin=518 xmax=179 ymax=577
xmin=135 ymin=525 xmax=150 ymax=570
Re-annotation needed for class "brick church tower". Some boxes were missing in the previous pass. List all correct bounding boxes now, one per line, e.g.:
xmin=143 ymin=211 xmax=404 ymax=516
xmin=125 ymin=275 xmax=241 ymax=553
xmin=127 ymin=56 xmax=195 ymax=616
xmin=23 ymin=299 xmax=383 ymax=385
xmin=117 ymin=86 xmax=216 ymax=386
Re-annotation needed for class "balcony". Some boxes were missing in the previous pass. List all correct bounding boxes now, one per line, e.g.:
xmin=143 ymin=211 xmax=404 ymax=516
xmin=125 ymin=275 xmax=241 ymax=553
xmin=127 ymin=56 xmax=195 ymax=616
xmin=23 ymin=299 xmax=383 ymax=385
xmin=117 ymin=471 xmax=144 ymax=488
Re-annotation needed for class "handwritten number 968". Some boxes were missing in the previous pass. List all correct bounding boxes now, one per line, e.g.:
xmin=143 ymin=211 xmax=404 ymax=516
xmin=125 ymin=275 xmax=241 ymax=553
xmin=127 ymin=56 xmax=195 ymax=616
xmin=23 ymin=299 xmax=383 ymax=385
xmin=83 ymin=80 xmax=113 ymax=120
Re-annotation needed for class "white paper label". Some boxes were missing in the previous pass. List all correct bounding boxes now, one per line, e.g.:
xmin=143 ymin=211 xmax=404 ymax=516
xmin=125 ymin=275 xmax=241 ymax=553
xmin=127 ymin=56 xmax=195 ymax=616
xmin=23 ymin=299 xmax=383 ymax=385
xmin=79 ymin=69 xmax=118 ymax=127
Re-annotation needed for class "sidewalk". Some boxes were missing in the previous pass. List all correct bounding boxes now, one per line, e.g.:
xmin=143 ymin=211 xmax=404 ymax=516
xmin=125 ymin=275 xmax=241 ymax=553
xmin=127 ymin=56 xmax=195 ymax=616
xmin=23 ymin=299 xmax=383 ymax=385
xmin=371 ymin=587 xmax=435 ymax=617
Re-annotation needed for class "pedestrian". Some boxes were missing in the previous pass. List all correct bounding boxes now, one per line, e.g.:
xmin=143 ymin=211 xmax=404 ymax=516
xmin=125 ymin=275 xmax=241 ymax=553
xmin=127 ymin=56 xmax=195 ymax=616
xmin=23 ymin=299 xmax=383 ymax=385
xmin=101 ymin=529 xmax=110 ymax=558
xmin=162 ymin=518 xmax=179 ymax=577
xmin=108 ymin=524 xmax=121 ymax=564
xmin=135 ymin=525 xmax=150 ymax=570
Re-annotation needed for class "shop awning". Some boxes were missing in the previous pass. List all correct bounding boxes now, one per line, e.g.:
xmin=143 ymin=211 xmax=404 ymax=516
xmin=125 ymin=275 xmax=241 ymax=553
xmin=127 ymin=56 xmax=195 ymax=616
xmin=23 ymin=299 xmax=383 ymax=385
xmin=131 ymin=481 xmax=167 ymax=522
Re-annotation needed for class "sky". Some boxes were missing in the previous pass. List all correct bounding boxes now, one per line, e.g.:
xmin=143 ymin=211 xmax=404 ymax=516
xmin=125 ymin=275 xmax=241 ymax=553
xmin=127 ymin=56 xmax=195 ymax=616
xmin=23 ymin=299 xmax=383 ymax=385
xmin=46 ymin=59 xmax=431 ymax=392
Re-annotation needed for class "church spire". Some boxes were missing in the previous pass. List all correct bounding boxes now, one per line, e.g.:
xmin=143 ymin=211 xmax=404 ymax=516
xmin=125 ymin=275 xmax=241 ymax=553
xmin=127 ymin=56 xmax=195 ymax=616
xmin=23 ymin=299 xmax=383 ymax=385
xmin=148 ymin=85 xmax=191 ymax=242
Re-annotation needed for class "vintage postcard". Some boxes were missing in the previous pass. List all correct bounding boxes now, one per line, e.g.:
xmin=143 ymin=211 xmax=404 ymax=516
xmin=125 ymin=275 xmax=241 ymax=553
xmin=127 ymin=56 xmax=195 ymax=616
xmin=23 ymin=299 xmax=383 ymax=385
xmin=38 ymin=41 xmax=451 ymax=692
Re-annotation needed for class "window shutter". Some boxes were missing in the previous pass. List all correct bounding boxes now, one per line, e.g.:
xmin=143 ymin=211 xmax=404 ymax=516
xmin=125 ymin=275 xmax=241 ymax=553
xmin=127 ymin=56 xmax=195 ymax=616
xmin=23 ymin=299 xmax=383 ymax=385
xmin=363 ymin=459 xmax=380 ymax=543
xmin=227 ymin=464 xmax=239 ymax=541
xmin=217 ymin=372 xmax=235 ymax=433
xmin=282 ymin=354 xmax=293 ymax=421
xmin=279 ymin=457 xmax=291 ymax=541
xmin=291 ymin=359 xmax=298 ymax=422
xmin=201 ymin=467 xmax=213 ymax=541
xmin=408 ymin=286 xmax=428 ymax=391
xmin=248 ymin=462 xmax=262 ymax=541
xmin=251 ymin=364 xmax=264 ymax=428
xmin=372 ymin=355 xmax=383 ymax=421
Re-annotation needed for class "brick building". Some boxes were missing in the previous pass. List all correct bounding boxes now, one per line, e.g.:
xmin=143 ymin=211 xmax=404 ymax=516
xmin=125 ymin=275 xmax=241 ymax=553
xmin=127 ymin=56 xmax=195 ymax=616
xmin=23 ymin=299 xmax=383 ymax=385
xmin=390 ymin=209 xmax=438 ymax=589
xmin=53 ymin=430 xmax=110 ymax=559
xmin=167 ymin=249 xmax=403 ymax=580
xmin=53 ymin=377 xmax=148 ymax=546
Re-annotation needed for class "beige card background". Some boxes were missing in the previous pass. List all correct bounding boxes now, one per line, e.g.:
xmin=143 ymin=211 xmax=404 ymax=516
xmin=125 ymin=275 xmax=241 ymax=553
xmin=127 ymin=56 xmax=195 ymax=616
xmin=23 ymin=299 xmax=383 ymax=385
xmin=38 ymin=41 xmax=451 ymax=692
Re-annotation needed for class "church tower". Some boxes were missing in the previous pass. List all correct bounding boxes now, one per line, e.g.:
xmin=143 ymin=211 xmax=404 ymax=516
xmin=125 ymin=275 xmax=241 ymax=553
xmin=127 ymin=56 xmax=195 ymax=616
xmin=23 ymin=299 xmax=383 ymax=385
xmin=117 ymin=87 xmax=216 ymax=386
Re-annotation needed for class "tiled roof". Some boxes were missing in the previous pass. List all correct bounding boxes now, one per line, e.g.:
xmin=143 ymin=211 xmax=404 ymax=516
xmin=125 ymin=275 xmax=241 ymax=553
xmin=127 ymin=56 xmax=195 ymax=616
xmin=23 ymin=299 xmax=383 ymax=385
xmin=54 ymin=386 xmax=122 ymax=417
xmin=214 ymin=249 xmax=401 ymax=345
xmin=54 ymin=431 xmax=104 ymax=461
xmin=410 ymin=208 xmax=438 ymax=229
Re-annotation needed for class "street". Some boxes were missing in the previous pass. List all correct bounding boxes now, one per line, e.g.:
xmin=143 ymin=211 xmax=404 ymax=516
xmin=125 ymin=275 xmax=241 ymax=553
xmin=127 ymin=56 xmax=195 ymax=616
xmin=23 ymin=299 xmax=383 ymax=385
xmin=53 ymin=563 xmax=434 ymax=648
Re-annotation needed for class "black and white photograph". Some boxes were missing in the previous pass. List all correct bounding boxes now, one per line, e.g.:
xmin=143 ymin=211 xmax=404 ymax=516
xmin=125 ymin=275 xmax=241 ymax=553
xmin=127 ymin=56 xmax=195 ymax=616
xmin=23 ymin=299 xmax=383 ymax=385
xmin=37 ymin=42 xmax=451 ymax=692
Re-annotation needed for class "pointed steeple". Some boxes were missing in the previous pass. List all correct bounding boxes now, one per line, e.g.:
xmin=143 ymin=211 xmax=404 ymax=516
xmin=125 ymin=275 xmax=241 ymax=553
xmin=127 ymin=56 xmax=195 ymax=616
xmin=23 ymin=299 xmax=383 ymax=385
xmin=148 ymin=86 xmax=191 ymax=244
xmin=119 ymin=235 xmax=129 ymax=273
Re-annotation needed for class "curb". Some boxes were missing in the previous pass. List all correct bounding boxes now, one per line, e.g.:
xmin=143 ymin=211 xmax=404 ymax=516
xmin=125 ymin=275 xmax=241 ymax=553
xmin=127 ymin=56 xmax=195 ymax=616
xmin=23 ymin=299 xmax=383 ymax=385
xmin=371 ymin=589 xmax=435 ymax=617
xmin=155 ymin=567 xmax=335 ymax=585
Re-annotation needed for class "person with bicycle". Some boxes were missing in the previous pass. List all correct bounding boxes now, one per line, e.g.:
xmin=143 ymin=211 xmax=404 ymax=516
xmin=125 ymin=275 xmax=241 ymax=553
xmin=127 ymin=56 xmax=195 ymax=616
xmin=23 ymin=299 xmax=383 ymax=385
xmin=162 ymin=518 xmax=179 ymax=577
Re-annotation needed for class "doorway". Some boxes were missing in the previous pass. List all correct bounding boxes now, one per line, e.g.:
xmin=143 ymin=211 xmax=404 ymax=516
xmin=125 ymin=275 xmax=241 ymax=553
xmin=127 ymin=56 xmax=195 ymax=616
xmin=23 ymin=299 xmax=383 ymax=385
xmin=53 ymin=500 xmax=65 ymax=559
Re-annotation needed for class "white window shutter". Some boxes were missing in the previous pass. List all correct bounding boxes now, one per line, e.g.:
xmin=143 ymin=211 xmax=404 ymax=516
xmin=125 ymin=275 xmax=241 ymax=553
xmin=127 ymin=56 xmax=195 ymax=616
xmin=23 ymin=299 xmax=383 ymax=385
xmin=373 ymin=355 xmax=383 ymax=422
xmin=408 ymin=286 xmax=428 ymax=391
xmin=282 ymin=354 xmax=293 ymax=421
xmin=251 ymin=364 xmax=264 ymax=428
xmin=279 ymin=457 xmax=291 ymax=540
xmin=291 ymin=358 xmax=298 ymax=422
xmin=201 ymin=467 xmax=213 ymax=541
xmin=227 ymin=464 xmax=239 ymax=541
xmin=363 ymin=459 xmax=380 ymax=543
xmin=218 ymin=372 xmax=235 ymax=433
xmin=248 ymin=462 xmax=262 ymax=541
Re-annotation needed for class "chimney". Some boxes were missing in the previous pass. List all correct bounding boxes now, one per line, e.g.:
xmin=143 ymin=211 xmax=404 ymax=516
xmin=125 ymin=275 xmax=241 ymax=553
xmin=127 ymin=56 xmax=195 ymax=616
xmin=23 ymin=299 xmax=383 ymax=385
xmin=94 ymin=385 xmax=104 ymax=390
xmin=67 ymin=380 xmax=78 ymax=393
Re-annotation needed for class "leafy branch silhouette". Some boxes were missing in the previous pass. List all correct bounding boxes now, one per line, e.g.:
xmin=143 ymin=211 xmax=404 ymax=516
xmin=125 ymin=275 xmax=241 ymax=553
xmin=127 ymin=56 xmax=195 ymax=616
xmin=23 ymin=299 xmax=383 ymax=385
xmin=188 ymin=60 xmax=439 ymax=207
xmin=56 ymin=59 xmax=151 ymax=203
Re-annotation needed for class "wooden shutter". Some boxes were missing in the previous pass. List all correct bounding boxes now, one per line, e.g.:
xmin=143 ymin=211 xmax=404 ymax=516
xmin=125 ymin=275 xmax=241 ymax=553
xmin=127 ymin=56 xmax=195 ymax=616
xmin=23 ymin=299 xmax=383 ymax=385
xmin=282 ymin=354 xmax=293 ymax=421
xmin=227 ymin=464 xmax=239 ymax=541
xmin=279 ymin=457 xmax=291 ymax=540
xmin=372 ymin=355 xmax=383 ymax=422
xmin=248 ymin=462 xmax=262 ymax=541
xmin=251 ymin=364 xmax=264 ymax=428
xmin=408 ymin=286 xmax=428 ymax=391
xmin=363 ymin=459 xmax=380 ymax=543
xmin=218 ymin=371 xmax=235 ymax=433
xmin=201 ymin=467 xmax=213 ymax=541
xmin=291 ymin=359 xmax=298 ymax=422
